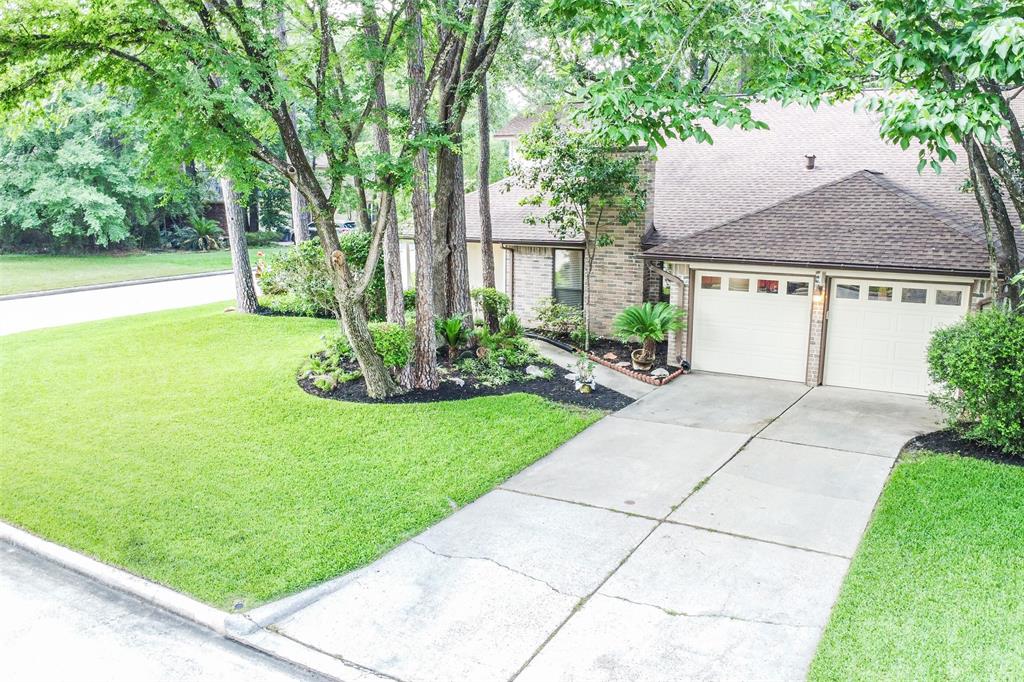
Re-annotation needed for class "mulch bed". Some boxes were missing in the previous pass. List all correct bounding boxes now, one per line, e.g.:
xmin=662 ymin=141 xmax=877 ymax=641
xmin=299 ymin=357 xmax=635 ymax=411
xmin=904 ymin=429 xmax=1023 ymax=467
xmin=527 ymin=330 xmax=685 ymax=386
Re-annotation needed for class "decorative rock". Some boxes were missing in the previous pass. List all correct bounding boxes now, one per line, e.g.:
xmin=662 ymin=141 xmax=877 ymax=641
xmin=564 ymin=373 xmax=578 ymax=381
xmin=448 ymin=377 xmax=465 ymax=387
xmin=525 ymin=364 xmax=546 ymax=378
xmin=651 ymin=367 xmax=670 ymax=378
xmin=615 ymin=361 xmax=630 ymax=368
xmin=602 ymin=352 xmax=618 ymax=361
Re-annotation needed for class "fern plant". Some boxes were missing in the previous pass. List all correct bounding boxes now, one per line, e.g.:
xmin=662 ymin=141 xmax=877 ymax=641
xmin=435 ymin=316 xmax=470 ymax=365
xmin=184 ymin=217 xmax=223 ymax=251
xmin=612 ymin=302 xmax=685 ymax=361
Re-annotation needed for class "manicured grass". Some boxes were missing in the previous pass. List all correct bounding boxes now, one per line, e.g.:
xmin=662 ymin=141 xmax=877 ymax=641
xmin=0 ymin=247 xmax=286 ymax=295
xmin=0 ymin=306 xmax=599 ymax=608
xmin=810 ymin=452 xmax=1024 ymax=681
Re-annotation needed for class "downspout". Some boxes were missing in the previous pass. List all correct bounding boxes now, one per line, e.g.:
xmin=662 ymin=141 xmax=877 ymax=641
xmin=647 ymin=262 xmax=686 ymax=365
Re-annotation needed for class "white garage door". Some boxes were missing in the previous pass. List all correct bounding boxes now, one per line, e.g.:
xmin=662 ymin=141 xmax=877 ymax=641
xmin=824 ymin=279 xmax=970 ymax=395
xmin=692 ymin=271 xmax=814 ymax=382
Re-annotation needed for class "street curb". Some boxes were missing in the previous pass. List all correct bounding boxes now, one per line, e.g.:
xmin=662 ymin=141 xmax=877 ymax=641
xmin=0 ymin=270 xmax=233 ymax=301
xmin=0 ymin=521 xmax=370 ymax=682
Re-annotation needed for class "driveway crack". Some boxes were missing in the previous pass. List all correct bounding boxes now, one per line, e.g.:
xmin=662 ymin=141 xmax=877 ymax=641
xmin=410 ymin=540 xmax=572 ymax=597
xmin=600 ymin=593 xmax=817 ymax=629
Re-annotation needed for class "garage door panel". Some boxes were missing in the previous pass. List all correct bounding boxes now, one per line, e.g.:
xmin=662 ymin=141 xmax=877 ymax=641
xmin=824 ymin=279 xmax=969 ymax=395
xmin=692 ymin=271 xmax=812 ymax=382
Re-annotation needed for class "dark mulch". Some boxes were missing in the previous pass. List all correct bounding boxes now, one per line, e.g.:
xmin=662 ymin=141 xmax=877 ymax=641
xmin=527 ymin=330 xmax=681 ymax=376
xmin=904 ymin=429 xmax=1023 ymax=467
xmin=299 ymin=359 xmax=635 ymax=411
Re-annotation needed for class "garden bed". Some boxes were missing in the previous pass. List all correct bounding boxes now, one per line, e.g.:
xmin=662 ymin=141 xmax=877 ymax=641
xmin=904 ymin=429 xmax=1022 ymax=467
xmin=299 ymin=352 xmax=634 ymax=411
xmin=527 ymin=330 xmax=686 ymax=386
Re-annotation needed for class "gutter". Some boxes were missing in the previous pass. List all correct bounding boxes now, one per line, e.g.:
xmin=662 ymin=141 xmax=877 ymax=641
xmin=637 ymin=252 xmax=990 ymax=279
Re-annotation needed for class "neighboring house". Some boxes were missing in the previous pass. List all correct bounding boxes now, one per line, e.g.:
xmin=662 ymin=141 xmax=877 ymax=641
xmin=402 ymin=99 xmax=1019 ymax=396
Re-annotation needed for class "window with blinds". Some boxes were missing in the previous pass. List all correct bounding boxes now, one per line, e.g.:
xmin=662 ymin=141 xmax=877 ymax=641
xmin=553 ymin=249 xmax=584 ymax=308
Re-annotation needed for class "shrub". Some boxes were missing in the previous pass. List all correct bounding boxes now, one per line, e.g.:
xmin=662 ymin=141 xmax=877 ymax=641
xmin=472 ymin=287 xmax=511 ymax=325
xmin=403 ymin=288 xmax=417 ymax=311
xmin=533 ymin=297 xmax=585 ymax=338
xmin=369 ymin=322 xmax=412 ymax=369
xmin=499 ymin=313 xmax=525 ymax=339
xmin=183 ymin=217 xmax=223 ymax=251
xmin=613 ymin=302 xmax=686 ymax=360
xmin=245 ymin=231 xmax=283 ymax=247
xmin=257 ymin=240 xmax=338 ymax=317
xmin=257 ymin=236 xmax=385 ymax=320
xmin=458 ymin=357 xmax=517 ymax=387
xmin=928 ymin=308 xmax=1024 ymax=455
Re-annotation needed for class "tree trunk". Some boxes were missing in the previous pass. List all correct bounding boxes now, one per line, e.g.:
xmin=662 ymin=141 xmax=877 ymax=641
xmin=407 ymin=0 xmax=439 ymax=390
xmin=432 ymin=144 xmax=456 ymax=315
xmin=247 ymin=192 xmax=259 ymax=232
xmin=275 ymin=13 xmax=309 ymax=246
xmin=447 ymin=151 xmax=473 ymax=322
xmin=478 ymin=76 xmax=496 ymax=293
xmin=219 ymin=177 xmax=259 ymax=313
xmin=968 ymin=139 xmax=1022 ymax=309
xmin=337 ymin=292 xmax=399 ymax=399
xmin=362 ymin=2 xmax=405 ymax=325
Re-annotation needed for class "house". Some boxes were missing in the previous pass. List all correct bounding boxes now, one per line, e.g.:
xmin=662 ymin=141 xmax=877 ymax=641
xmin=402 ymin=99 xmax=1017 ymax=396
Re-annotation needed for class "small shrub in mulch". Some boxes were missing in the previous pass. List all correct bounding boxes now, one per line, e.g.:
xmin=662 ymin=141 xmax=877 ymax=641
xmin=904 ymin=429 xmax=1023 ymax=468
xmin=528 ymin=329 xmax=683 ymax=381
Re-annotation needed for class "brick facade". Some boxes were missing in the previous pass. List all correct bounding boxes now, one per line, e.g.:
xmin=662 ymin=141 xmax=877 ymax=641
xmin=507 ymin=246 xmax=553 ymax=326
xmin=585 ymin=152 xmax=656 ymax=335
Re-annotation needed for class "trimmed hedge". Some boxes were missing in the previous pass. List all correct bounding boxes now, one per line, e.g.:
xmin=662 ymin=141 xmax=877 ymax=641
xmin=928 ymin=308 xmax=1024 ymax=455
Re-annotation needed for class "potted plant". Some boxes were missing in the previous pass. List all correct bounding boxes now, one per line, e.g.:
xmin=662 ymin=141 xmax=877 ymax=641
xmin=612 ymin=302 xmax=685 ymax=371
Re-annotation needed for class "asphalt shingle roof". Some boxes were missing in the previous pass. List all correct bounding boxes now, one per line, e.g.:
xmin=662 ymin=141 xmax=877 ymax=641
xmin=642 ymin=171 xmax=991 ymax=275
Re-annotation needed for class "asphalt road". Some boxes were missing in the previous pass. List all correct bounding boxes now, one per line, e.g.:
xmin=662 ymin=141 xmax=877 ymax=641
xmin=0 ymin=543 xmax=321 ymax=682
xmin=0 ymin=273 xmax=241 ymax=336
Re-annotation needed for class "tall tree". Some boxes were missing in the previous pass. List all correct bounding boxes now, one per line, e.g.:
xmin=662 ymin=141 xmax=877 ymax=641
xmin=477 ymin=74 xmax=497 ymax=291
xmin=273 ymin=12 xmax=309 ymax=245
xmin=513 ymin=117 xmax=647 ymax=349
xmin=219 ymin=177 xmax=259 ymax=312
xmin=0 ymin=0 xmax=441 ymax=397
xmin=430 ymin=0 xmax=516 ymax=321
xmin=406 ymin=0 xmax=440 ymax=390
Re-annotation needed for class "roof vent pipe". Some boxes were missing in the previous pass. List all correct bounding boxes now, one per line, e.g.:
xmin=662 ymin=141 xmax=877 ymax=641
xmin=805 ymin=154 xmax=816 ymax=170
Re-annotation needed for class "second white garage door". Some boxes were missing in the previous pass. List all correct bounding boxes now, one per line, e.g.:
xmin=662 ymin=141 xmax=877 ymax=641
xmin=824 ymin=278 xmax=970 ymax=394
xmin=692 ymin=271 xmax=814 ymax=382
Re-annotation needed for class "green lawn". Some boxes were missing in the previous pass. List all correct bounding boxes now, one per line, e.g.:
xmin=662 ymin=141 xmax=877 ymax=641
xmin=810 ymin=452 xmax=1024 ymax=680
xmin=0 ymin=247 xmax=286 ymax=296
xmin=0 ymin=306 xmax=599 ymax=608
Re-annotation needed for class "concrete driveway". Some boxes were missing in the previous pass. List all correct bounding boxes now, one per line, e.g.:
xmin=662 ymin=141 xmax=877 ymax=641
xmin=264 ymin=373 xmax=942 ymax=681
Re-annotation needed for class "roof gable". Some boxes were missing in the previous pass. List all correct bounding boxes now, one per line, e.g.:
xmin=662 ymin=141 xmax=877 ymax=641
xmin=643 ymin=170 xmax=991 ymax=275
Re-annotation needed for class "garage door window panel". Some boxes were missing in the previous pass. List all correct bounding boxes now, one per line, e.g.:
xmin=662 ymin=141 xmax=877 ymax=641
xmin=786 ymin=281 xmax=809 ymax=296
xmin=868 ymin=286 xmax=893 ymax=301
xmin=936 ymin=289 xmax=963 ymax=306
xmin=729 ymin=277 xmax=750 ymax=292
xmin=836 ymin=284 xmax=860 ymax=300
xmin=701 ymin=275 xmax=722 ymax=290
xmin=901 ymin=287 xmax=927 ymax=304
xmin=757 ymin=279 xmax=779 ymax=294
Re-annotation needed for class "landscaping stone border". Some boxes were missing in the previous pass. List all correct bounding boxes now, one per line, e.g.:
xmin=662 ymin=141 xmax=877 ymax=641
xmin=587 ymin=353 xmax=687 ymax=386
xmin=0 ymin=520 xmax=370 ymax=682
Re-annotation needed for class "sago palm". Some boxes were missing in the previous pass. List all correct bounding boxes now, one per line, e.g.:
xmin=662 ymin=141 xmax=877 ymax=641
xmin=612 ymin=302 xmax=685 ymax=361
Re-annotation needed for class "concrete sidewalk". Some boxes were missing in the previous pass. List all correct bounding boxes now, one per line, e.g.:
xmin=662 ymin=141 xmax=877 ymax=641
xmin=256 ymin=373 xmax=942 ymax=681
xmin=0 ymin=543 xmax=320 ymax=682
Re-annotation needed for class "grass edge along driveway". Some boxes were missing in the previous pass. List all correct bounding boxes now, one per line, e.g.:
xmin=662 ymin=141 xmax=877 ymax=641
xmin=0 ymin=305 xmax=600 ymax=608
xmin=0 ymin=247 xmax=286 ymax=296
xmin=810 ymin=451 xmax=1024 ymax=681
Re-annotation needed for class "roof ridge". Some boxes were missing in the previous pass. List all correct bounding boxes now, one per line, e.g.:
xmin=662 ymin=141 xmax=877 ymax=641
xmin=854 ymin=170 xmax=984 ymax=246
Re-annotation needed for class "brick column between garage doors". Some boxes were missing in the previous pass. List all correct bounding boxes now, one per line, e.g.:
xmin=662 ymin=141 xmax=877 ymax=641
xmin=805 ymin=277 xmax=827 ymax=385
